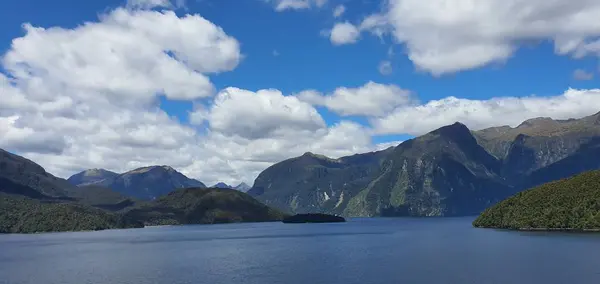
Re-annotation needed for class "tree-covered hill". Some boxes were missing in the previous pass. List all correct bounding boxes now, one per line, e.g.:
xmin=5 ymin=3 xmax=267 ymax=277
xmin=473 ymin=170 xmax=600 ymax=230
xmin=0 ymin=193 xmax=143 ymax=234
xmin=125 ymin=187 xmax=289 ymax=226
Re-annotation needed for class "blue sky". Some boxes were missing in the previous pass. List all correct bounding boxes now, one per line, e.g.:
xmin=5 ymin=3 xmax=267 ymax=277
xmin=1 ymin=0 xmax=600 ymax=184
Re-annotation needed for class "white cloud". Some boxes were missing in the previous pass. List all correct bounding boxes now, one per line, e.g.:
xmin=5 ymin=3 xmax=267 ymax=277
xmin=185 ymin=87 xmax=375 ymax=184
xmin=270 ymin=0 xmax=327 ymax=11
xmin=328 ymin=14 xmax=390 ymax=45
xmin=273 ymin=49 xmax=280 ymax=56
xmin=331 ymin=0 xmax=600 ymax=75
xmin=371 ymin=88 xmax=600 ymax=135
xmin=297 ymin=81 xmax=414 ymax=116
xmin=329 ymin=22 xmax=360 ymax=45
xmin=573 ymin=69 xmax=594 ymax=81
xmin=375 ymin=140 xmax=404 ymax=151
xmin=378 ymin=60 xmax=393 ymax=75
xmin=3 ymin=9 xmax=240 ymax=102
xmin=199 ymin=87 xmax=326 ymax=139
xmin=333 ymin=5 xmax=345 ymax=18
xmin=0 ymin=7 xmax=381 ymax=186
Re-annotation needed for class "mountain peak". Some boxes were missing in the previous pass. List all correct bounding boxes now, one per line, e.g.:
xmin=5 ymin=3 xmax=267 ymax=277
xmin=430 ymin=121 xmax=472 ymax=139
xmin=234 ymin=182 xmax=251 ymax=192
xmin=517 ymin=117 xmax=555 ymax=128
xmin=212 ymin=182 xmax=233 ymax=189
xmin=126 ymin=165 xmax=175 ymax=175
xmin=301 ymin=152 xmax=337 ymax=161
xmin=82 ymin=168 xmax=112 ymax=177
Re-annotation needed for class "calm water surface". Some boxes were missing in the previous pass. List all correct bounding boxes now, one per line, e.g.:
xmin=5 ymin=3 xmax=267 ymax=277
xmin=1 ymin=217 xmax=599 ymax=284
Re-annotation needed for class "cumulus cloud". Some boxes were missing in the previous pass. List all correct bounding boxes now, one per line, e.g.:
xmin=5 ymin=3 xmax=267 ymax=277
xmin=0 ymin=7 xmax=381 ymax=186
xmin=573 ymin=69 xmax=594 ymax=81
xmin=370 ymin=88 xmax=600 ymax=135
xmin=297 ymin=81 xmax=414 ymax=116
xmin=186 ymin=88 xmax=375 ymax=183
xmin=198 ymin=87 xmax=326 ymax=139
xmin=333 ymin=5 xmax=345 ymax=18
xmin=331 ymin=0 xmax=600 ymax=75
xmin=329 ymin=22 xmax=361 ymax=45
xmin=3 ymin=9 xmax=240 ymax=102
xmin=269 ymin=0 xmax=327 ymax=11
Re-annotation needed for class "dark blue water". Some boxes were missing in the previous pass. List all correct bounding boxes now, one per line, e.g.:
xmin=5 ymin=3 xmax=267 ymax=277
xmin=1 ymin=217 xmax=599 ymax=284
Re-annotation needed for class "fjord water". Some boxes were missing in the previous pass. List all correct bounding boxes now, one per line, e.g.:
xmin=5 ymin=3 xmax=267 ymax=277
xmin=1 ymin=218 xmax=599 ymax=284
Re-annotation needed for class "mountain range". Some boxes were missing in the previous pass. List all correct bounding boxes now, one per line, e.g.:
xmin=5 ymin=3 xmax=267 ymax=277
xmin=68 ymin=166 xmax=206 ymax=200
xmin=211 ymin=182 xmax=252 ymax=192
xmin=68 ymin=169 xmax=252 ymax=199
xmin=2 ymin=111 xmax=600 ymax=233
xmin=0 ymin=150 xmax=285 ymax=233
xmin=248 ymin=111 xmax=600 ymax=217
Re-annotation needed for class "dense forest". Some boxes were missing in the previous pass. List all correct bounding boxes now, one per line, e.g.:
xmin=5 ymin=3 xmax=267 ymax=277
xmin=125 ymin=188 xmax=288 ymax=226
xmin=473 ymin=170 xmax=600 ymax=230
xmin=0 ymin=193 xmax=143 ymax=234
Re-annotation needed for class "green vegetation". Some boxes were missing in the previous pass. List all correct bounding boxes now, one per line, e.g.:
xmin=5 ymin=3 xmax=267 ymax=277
xmin=67 ymin=185 xmax=138 ymax=211
xmin=473 ymin=170 xmax=600 ymax=230
xmin=125 ymin=188 xmax=288 ymax=226
xmin=0 ymin=193 xmax=142 ymax=234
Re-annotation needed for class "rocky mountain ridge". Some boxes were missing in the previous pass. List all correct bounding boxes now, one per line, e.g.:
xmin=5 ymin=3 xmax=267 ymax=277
xmin=68 ymin=166 xmax=206 ymax=200
xmin=248 ymin=111 xmax=600 ymax=217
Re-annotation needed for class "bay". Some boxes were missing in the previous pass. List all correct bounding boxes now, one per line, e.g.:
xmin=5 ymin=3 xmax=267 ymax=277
xmin=1 ymin=217 xmax=599 ymax=284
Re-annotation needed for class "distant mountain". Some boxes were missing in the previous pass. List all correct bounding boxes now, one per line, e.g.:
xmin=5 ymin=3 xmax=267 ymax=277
xmin=212 ymin=182 xmax=233 ymax=189
xmin=473 ymin=170 xmax=600 ymax=230
xmin=234 ymin=182 xmax=251 ymax=192
xmin=89 ymin=166 xmax=206 ymax=200
xmin=473 ymin=112 xmax=600 ymax=178
xmin=124 ymin=187 xmax=288 ymax=226
xmin=67 ymin=169 xmax=118 ymax=186
xmin=249 ymin=112 xmax=600 ymax=217
xmin=0 ymin=149 xmax=286 ymax=234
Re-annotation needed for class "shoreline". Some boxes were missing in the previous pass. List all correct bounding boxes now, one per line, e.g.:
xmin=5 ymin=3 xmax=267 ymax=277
xmin=475 ymin=226 xmax=600 ymax=233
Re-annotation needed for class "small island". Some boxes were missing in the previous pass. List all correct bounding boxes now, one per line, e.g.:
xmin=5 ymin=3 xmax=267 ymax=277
xmin=282 ymin=213 xmax=346 ymax=224
xmin=473 ymin=170 xmax=600 ymax=231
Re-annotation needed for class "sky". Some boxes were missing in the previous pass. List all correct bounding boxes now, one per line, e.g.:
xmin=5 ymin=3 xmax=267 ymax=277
xmin=1 ymin=0 xmax=600 ymax=186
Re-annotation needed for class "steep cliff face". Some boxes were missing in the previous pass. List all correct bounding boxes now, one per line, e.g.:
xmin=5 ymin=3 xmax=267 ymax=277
xmin=248 ymin=149 xmax=393 ymax=215
xmin=249 ymin=112 xmax=600 ymax=217
xmin=475 ymin=113 xmax=600 ymax=177
xmin=342 ymin=123 xmax=511 ymax=217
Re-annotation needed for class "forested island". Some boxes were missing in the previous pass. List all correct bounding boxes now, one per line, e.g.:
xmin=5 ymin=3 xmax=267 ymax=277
xmin=473 ymin=170 xmax=600 ymax=231
xmin=282 ymin=213 xmax=346 ymax=223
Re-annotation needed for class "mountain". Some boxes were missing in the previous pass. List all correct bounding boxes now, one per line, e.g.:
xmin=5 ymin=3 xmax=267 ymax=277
xmin=249 ymin=112 xmax=600 ymax=217
xmin=0 ymin=149 xmax=286 ymax=233
xmin=248 ymin=148 xmax=394 ymax=216
xmin=124 ymin=187 xmax=288 ymax=226
xmin=89 ymin=166 xmax=206 ymax=200
xmin=473 ymin=170 xmax=600 ymax=230
xmin=212 ymin=182 xmax=233 ymax=189
xmin=0 ymin=148 xmax=73 ymax=197
xmin=234 ymin=182 xmax=251 ymax=192
xmin=473 ymin=112 xmax=600 ymax=178
xmin=67 ymin=169 xmax=118 ymax=186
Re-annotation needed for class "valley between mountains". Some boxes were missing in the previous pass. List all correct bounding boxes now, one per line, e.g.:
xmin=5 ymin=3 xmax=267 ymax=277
xmin=2 ymin=112 xmax=600 ymax=233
